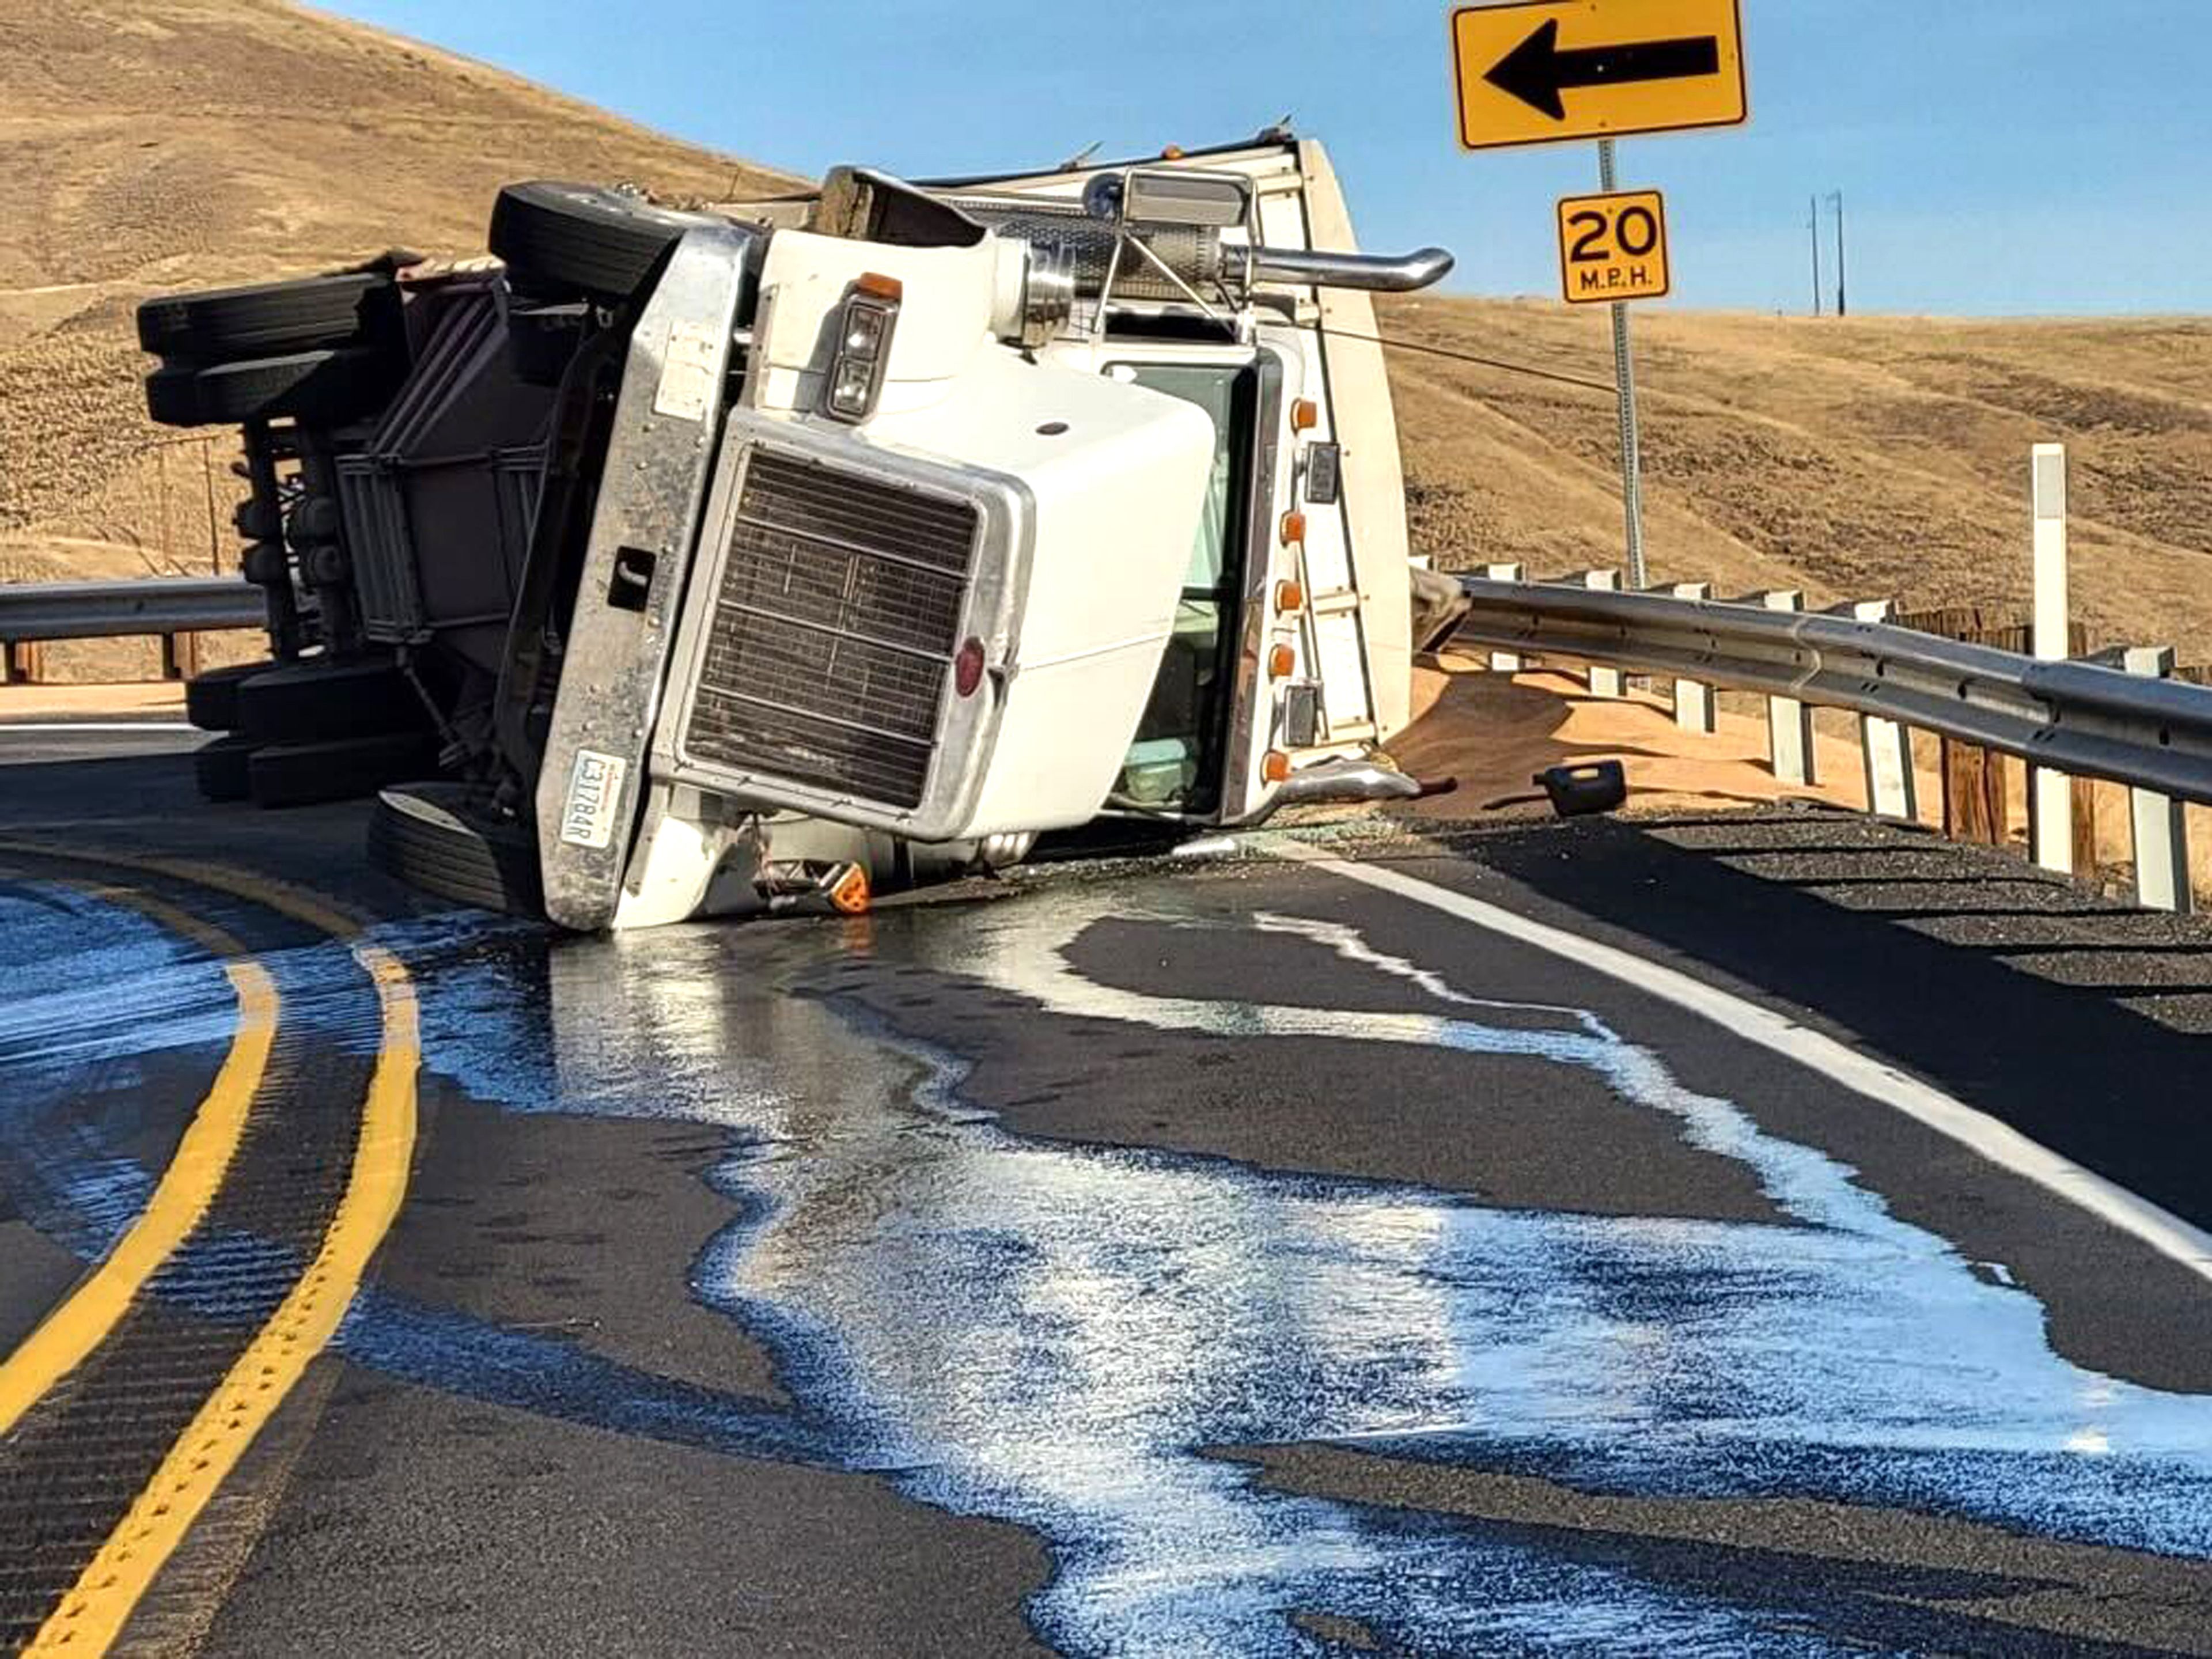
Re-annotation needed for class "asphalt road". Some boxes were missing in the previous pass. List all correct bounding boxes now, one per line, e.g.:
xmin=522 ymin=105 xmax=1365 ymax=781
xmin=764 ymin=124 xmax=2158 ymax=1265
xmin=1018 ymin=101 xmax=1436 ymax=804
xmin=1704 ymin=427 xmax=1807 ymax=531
xmin=3 ymin=729 xmax=2211 ymax=1656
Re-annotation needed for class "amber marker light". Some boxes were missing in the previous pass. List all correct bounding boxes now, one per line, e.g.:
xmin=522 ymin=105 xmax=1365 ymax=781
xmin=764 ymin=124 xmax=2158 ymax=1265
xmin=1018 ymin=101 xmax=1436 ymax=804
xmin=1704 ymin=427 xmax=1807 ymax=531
xmin=830 ymin=865 xmax=873 ymax=916
xmin=1262 ymin=751 xmax=1293 ymax=785
xmin=1280 ymin=510 xmax=1307 ymax=547
xmin=1275 ymin=579 xmax=1305 ymax=613
xmin=1290 ymin=399 xmax=1319 ymax=432
xmin=1268 ymin=643 xmax=1297 ymax=679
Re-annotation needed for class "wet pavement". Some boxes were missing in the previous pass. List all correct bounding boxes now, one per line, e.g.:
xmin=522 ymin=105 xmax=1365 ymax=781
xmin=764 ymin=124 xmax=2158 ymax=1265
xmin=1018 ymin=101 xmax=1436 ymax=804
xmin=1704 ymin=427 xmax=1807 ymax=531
xmin=3 ymin=734 xmax=2212 ymax=1654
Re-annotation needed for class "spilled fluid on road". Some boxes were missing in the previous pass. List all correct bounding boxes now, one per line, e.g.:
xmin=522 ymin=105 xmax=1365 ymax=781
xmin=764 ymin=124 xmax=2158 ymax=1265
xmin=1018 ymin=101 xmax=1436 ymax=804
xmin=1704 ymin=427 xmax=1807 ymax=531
xmin=12 ymin=874 xmax=2212 ymax=1653
xmin=373 ymin=888 xmax=2212 ymax=1656
xmin=0 ymin=883 xmax=239 ymax=1253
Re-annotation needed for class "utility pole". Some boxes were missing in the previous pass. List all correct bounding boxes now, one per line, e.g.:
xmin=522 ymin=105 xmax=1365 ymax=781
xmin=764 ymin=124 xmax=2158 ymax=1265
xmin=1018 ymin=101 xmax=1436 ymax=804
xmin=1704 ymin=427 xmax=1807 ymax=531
xmin=1828 ymin=190 xmax=1848 ymax=318
xmin=1809 ymin=195 xmax=1823 ymax=317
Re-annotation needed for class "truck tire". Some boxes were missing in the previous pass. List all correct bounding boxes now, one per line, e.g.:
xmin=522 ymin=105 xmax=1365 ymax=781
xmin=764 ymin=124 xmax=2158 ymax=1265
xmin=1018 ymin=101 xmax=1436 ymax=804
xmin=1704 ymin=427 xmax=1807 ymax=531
xmin=184 ymin=660 xmax=281 ymax=733
xmin=249 ymin=732 xmax=441 ymax=809
xmin=490 ymin=182 xmax=703 ymax=305
xmin=143 ymin=366 xmax=206 ymax=429
xmin=144 ymin=347 xmax=404 ymax=430
xmin=193 ymin=734 xmax=258 ymax=803
xmin=137 ymin=273 xmax=403 ymax=364
xmin=237 ymin=657 xmax=429 ymax=743
xmin=367 ymin=785 xmax=543 ymax=916
xmin=194 ymin=347 xmax=407 ymax=429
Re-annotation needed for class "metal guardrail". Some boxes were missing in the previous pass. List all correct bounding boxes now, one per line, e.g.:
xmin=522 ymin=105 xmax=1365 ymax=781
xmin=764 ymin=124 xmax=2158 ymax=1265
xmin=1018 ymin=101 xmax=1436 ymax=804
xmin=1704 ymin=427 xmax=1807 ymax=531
xmin=1452 ymin=574 xmax=2212 ymax=810
xmin=0 ymin=579 xmax=266 ymax=643
xmin=0 ymin=578 xmax=267 ymax=687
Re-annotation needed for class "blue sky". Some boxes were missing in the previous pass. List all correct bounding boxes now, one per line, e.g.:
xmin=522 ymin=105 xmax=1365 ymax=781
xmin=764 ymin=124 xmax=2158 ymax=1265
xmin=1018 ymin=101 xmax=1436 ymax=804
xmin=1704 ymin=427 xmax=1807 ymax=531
xmin=323 ymin=1 xmax=2210 ymax=317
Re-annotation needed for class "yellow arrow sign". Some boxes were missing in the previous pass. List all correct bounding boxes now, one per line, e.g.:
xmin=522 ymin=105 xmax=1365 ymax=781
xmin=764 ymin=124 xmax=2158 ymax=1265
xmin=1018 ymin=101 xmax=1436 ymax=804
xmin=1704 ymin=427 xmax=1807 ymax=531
xmin=1451 ymin=0 xmax=1748 ymax=151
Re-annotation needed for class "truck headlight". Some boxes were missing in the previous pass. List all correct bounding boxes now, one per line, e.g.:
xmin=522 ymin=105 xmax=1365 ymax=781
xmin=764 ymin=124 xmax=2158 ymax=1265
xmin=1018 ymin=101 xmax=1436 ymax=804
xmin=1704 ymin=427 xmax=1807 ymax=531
xmin=823 ymin=272 xmax=902 ymax=424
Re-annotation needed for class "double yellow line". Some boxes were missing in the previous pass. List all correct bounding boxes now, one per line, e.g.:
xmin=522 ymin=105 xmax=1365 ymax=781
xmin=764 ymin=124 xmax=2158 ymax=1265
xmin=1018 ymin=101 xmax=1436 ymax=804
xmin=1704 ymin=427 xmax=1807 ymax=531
xmin=0 ymin=851 xmax=419 ymax=1656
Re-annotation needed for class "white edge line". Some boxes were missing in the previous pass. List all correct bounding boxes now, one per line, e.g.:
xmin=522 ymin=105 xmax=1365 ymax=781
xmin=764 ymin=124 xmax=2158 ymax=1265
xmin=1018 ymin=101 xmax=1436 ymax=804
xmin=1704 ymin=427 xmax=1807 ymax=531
xmin=1272 ymin=842 xmax=2212 ymax=1285
xmin=0 ymin=724 xmax=193 ymax=734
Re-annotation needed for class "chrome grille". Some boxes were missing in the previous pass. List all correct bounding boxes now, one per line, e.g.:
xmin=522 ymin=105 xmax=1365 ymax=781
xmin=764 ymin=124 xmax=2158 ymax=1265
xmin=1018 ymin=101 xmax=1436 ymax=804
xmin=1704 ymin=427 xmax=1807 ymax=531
xmin=684 ymin=449 xmax=978 ymax=808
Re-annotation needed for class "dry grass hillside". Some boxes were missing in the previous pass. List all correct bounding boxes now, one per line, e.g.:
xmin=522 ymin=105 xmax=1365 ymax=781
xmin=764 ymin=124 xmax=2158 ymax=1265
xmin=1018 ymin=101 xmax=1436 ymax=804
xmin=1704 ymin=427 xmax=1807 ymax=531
xmin=0 ymin=0 xmax=794 ymax=583
xmin=1 ymin=1 xmax=2205 ymax=668
xmin=1384 ymin=299 xmax=2212 ymax=659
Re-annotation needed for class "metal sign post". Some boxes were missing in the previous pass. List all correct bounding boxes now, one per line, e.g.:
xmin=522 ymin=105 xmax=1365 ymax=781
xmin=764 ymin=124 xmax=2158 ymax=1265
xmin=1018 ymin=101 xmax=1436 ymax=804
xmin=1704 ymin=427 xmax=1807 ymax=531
xmin=1598 ymin=139 xmax=1648 ymax=588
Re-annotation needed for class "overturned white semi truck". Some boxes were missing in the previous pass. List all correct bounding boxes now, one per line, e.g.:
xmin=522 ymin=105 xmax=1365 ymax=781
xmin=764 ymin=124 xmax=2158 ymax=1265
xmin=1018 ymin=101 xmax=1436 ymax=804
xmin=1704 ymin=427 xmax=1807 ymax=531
xmin=137 ymin=135 xmax=1456 ymax=929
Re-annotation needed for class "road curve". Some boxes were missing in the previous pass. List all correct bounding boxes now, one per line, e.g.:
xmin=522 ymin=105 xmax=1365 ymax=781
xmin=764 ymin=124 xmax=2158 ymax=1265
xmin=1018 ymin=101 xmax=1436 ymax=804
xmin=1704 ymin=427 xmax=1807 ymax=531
xmin=1 ymin=730 xmax=2210 ymax=1655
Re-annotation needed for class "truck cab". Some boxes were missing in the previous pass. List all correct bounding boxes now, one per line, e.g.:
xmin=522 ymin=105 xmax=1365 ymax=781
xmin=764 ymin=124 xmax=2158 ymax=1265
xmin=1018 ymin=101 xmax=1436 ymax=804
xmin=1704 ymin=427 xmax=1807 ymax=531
xmin=135 ymin=134 xmax=1452 ymax=930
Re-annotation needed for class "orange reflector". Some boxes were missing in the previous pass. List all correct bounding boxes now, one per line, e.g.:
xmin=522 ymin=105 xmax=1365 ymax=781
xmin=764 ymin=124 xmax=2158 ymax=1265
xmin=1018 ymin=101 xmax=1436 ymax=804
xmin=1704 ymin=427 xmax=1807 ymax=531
xmin=1268 ymin=644 xmax=1296 ymax=679
xmin=856 ymin=271 xmax=904 ymax=301
xmin=1161 ymin=144 xmax=1186 ymax=160
xmin=1280 ymin=510 xmax=1307 ymax=547
xmin=1262 ymin=751 xmax=1293 ymax=785
xmin=1290 ymin=399 xmax=1320 ymax=432
xmin=1275 ymin=579 xmax=1305 ymax=614
xmin=828 ymin=865 xmax=873 ymax=916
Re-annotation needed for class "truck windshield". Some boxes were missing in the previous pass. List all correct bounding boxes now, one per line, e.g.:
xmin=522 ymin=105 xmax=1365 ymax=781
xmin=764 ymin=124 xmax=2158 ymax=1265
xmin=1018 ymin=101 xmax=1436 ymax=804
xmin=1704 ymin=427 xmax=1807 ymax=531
xmin=1109 ymin=360 xmax=1259 ymax=815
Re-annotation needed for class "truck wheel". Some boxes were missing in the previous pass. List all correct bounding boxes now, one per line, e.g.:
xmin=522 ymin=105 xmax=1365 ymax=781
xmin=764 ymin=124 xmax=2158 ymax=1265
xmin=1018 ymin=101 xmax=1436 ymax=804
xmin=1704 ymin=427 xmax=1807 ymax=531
xmin=137 ymin=274 xmax=403 ymax=363
xmin=367 ymin=785 xmax=543 ymax=916
xmin=249 ymin=733 xmax=442 ymax=809
xmin=143 ymin=366 xmax=206 ymax=429
xmin=144 ymin=347 xmax=403 ymax=430
xmin=184 ymin=660 xmax=281 ymax=733
xmin=194 ymin=734 xmax=258 ymax=802
xmin=181 ymin=347 xmax=407 ymax=429
xmin=237 ymin=657 xmax=429 ymax=743
xmin=490 ymin=182 xmax=704 ymax=305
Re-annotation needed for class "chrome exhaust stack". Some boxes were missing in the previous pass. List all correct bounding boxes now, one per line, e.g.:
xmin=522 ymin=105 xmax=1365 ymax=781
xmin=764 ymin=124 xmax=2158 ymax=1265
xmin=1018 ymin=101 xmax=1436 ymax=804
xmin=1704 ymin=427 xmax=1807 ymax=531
xmin=1248 ymin=245 xmax=1456 ymax=293
xmin=929 ymin=164 xmax=1456 ymax=316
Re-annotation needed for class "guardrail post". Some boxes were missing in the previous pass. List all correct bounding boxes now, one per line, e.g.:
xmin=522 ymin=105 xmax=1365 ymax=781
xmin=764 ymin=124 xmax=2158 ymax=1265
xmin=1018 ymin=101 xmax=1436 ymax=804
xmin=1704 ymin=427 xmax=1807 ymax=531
xmin=1763 ymin=590 xmax=1816 ymax=786
xmin=1483 ymin=563 xmax=1525 ymax=672
xmin=2123 ymin=646 xmax=2194 ymax=914
xmin=1584 ymin=570 xmax=1624 ymax=698
xmin=0 ymin=640 xmax=41 ymax=686
xmin=1671 ymin=582 xmax=1716 ymax=733
xmin=1850 ymin=600 xmax=1918 ymax=821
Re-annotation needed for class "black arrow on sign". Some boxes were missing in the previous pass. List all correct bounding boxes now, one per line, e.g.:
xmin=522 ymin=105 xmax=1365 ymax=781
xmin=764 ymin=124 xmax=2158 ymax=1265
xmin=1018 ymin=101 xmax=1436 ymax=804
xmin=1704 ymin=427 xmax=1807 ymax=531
xmin=1484 ymin=18 xmax=1722 ymax=121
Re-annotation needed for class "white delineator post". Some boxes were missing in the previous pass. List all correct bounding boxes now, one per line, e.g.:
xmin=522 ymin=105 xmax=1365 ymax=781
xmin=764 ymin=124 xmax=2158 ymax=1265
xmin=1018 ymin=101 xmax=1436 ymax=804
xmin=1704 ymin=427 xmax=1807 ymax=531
xmin=1585 ymin=569 xmax=1624 ymax=698
xmin=1764 ymin=590 xmax=1816 ymax=786
xmin=2030 ymin=444 xmax=2075 ymax=874
xmin=2123 ymin=645 xmax=2194 ymax=915
xmin=1484 ymin=563 xmax=1525 ymax=672
xmin=1853 ymin=599 xmax=1918 ymax=821
xmin=1672 ymin=581 xmax=1715 ymax=733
